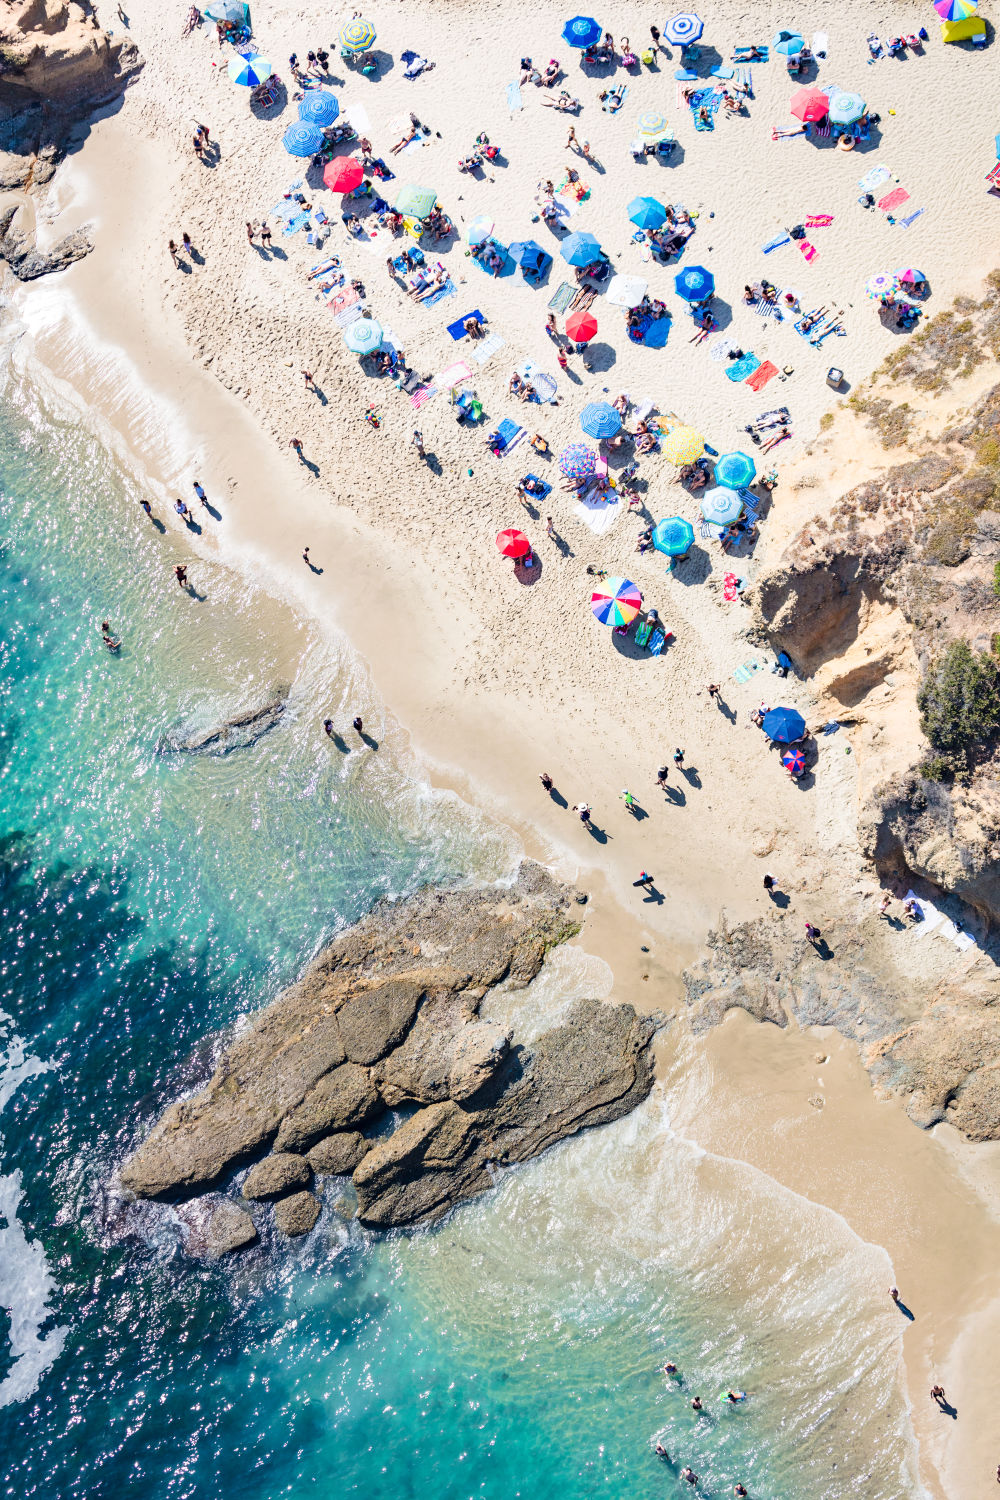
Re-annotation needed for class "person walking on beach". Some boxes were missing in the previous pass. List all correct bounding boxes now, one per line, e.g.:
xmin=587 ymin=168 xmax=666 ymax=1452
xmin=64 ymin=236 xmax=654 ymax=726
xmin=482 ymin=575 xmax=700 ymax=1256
xmin=572 ymin=802 xmax=592 ymax=825
xmin=545 ymin=516 xmax=556 ymax=538
xmin=930 ymin=1384 xmax=948 ymax=1409
xmin=302 ymin=369 xmax=316 ymax=391
xmin=182 ymin=232 xmax=195 ymax=256
xmin=352 ymin=716 xmax=364 ymax=736
xmin=805 ymin=921 xmax=821 ymax=945
xmin=706 ymin=682 xmax=721 ymax=702
xmin=566 ymin=125 xmax=578 ymax=150
xmin=656 ymin=765 xmax=669 ymax=787
xmin=193 ymin=480 xmax=208 ymax=508
xmin=539 ymin=771 xmax=554 ymax=792
xmin=620 ymin=788 xmax=637 ymax=813
xmin=174 ymin=497 xmax=193 ymax=523
xmin=289 ymin=437 xmax=305 ymax=460
xmin=673 ymin=747 xmax=684 ymax=767
xmin=412 ymin=429 xmax=425 ymax=458
xmin=302 ymin=546 xmax=312 ymax=566
xmin=260 ymin=221 xmax=272 ymax=248
xmin=633 ymin=870 xmax=654 ymax=888
xmin=192 ymin=132 xmax=205 ymax=159
xmin=173 ymin=564 xmax=188 ymax=588
xmin=650 ymin=24 xmax=661 ymax=47
xmin=555 ymin=346 xmax=569 ymax=373
xmin=545 ymin=313 xmax=560 ymax=342
xmin=168 ymin=239 xmax=179 ymax=266
xmin=139 ymin=497 xmax=152 ymax=517
xmin=763 ymin=872 xmax=776 ymax=891
xmin=323 ymin=719 xmax=335 ymax=738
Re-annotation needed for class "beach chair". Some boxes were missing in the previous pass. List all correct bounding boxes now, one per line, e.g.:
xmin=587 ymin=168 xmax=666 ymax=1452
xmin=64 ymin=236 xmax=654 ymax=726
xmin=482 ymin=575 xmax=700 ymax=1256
xmin=634 ymin=620 xmax=653 ymax=649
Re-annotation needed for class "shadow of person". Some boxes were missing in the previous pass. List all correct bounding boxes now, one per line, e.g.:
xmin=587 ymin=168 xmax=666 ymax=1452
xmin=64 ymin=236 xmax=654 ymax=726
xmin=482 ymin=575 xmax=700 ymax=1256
xmin=302 ymin=457 xmax=320 ymax=475
xmin=201 ymin=502 xmax=222 ymax=521
xmin=305 ymin=559 xmax=324 ymax=574
xmin=552 ymin=534 xmax=574 ymax=558
xmin=585 ymin=821 xmax=608 ymax=843
xmin=189 ymin=248 xmax=205 ymax=266
xmin=360 ymin=732 xmax=379 ymax=750
xmin=642 ymin=884 xmax=665 ymax=904
xmin=425 ymin=453 xmax=443 ymax=476
xmin=715 ymin=696 xmax=737 ymax=724
xmin=893 ymin=1299 xmax=915 ymax=1322
xmin=520 ymin=500 xmax=540 ymax=521
xmin=329 ymin=732 xmax=349 ymax=753
xmin=150 ymin=517 xmax=166 ymax=535
xmin=514 ymin=556 xmax=543 ymax=585
xmin=177 ymin=260 xmax=192 ymax=275
xmin=935 ymin=1398 xmax=958 ymax=1419
xmin=663 ymin=785 xmax=686 ymax=806
xmin=625 ymin=802 xmax=649 ymax=821
xmin=185 ymin=587 xmax=207 ymax=602
xmin=549 ymin=787 xmax=569 ymax=808
xmin=680 ymin=766 xmax=701 ymax=788
xmin=768 ymin=889 xmax=791 ymax=909
xmin=183 ymin=515 xmax=202 ymax=535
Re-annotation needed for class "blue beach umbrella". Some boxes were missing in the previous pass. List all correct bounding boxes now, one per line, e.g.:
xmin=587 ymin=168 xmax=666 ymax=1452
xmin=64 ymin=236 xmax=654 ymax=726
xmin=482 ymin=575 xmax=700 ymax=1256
xmin=298 ymin=92 xmax=340 ymax=126
xmin=562 ymin=15 xmax=602 ymax=47
xmin=628 ymin=195 xmax=667 ymax=230
xmin=466 ymin=215 xmax=494 ymax=246
xmin=205 ymin=0 xmax=248 ymax=20
xmin=663 ymin=11 xmax=704 ymax=44
xmin=580 ymin=402 xmax=622 ymax=439
xmin=559 ymin=443 xmax=597 ymax=479
xmin=228 ymin=52 xmax=272 ymax=87
xmin=772 ymin=29 xmax=805 ymax=55
xmin=283 ymin=121 xmax=325 ymax=157
xmin=340 ymin=17 xmax=377 ymax=52
xmin=700 ymin=488 xmax=743 ymax=525
xmin=560 ymin=230 xmax=602 ymax=266
xmin=653 ymin=517 xmax=695 ymax=557
xmin=344 ymin=318 xmax=383 ymax=355
xmin=509 ymin=239 xmax=546 ymax=268
xmin=762 ymin=706 xmax=807 ymax=743
xmin=713 ymin=451 xmax=756 ymax=489
xmin=674 ymin=265 xmax=715 ymax=302
xmin=827 ymin=90 xmax=866 ymax=126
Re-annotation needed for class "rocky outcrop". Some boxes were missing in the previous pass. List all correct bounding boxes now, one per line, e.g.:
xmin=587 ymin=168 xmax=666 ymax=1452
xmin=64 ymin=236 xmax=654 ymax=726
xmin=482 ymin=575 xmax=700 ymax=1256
xmin=274 ymin=1190 xmax=321 ymax=1236
xmin=157 ymin=697 xmax=286 ymax=755
xmin=120 ymin=865 xmax=654 ymax=1240
xmin=0 ymin=201 xmax=91 ymax=277
xmin=204 ymin=1202 xmax=258 ymax=1257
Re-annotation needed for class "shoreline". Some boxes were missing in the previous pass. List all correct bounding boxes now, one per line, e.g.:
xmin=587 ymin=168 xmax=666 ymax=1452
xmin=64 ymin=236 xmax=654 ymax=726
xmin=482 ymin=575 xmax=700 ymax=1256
xmin=12 ymin=13 xmax=1000 ymax=1490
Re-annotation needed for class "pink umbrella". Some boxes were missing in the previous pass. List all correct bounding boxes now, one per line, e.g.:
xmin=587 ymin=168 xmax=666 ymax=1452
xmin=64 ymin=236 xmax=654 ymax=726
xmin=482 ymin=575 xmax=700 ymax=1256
xmin=324 ymin=157 xmax=364 ymax=193
xmin=789 ymin=87 xmax=828 ymax=123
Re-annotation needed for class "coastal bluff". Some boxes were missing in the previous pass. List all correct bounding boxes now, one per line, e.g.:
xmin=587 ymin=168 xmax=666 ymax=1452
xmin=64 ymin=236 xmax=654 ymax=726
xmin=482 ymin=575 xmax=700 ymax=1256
xmin=121 ymin=863 xmax=654 ymax=1243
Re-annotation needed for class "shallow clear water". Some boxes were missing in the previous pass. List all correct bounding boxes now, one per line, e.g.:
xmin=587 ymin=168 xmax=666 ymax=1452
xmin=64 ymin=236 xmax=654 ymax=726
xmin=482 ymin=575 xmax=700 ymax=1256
xmin=0 ymin=350 xmax=924 ymax=1500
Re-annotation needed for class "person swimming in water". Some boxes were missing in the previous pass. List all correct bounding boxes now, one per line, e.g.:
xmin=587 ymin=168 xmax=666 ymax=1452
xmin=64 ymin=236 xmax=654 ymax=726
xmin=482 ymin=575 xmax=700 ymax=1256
xmin=654 ymin=1442 xmax=669 ymax=1461
xmin=663 ymin=1361 xmax=678 ymax=1374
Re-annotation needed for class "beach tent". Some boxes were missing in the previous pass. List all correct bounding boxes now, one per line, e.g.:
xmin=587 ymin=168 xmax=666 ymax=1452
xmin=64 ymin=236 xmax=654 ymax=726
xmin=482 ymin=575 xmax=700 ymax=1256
xmin=205 ymin=0 xmax=248 ymax=20
xmin=762 ymin=706 xmax=806 ymax=742
xmin=663 ymin=12 xmax=704 ymax=45
xmin=299 ymin=92 xmax=340 ymax=126
xmin=606 ymin=274 xmax=648 ymax=307
xmin=652 ymin=517 xmax=695 ymax=556
xmin=701 ymin=488 xmax=743 ymax=525
xmin=562 ymin=15 xmax=602 ymax=46
xmin=509 ymin=239 xmax=546 ymax=269
xmin=591 ymin=577 xmax=642 ymax=626
xmin=324 ymin=157 xmax=364 ymax=192
xmin=674 ymin=265 xmax=715 ymax=302
xmin=344 ymin=319 xmax=383 ymax=355
xmin=940 ymin=14 xmax=986 ymax=40
xmin=560 ymin=230 xmax=602 ymax=266
xmin=628 ymin=195 xmax=668 ymax=230
xmin=659 ymin=425 xmax=704 ymax=463
xmin=496 ymin=529 xmax=531 ymax=558
xmin=394 ymin=184 xmax=438 ymax=219
xmin=559 ymin=443 xmax=597 ymax=478
xmin=772 ymin=28 xmax=805 ymax=55
xmin=283 ymin=122 xmax=325 ymax=157
xmin=339 ymin=17 xmax=377 ymax=51
xmin=635 ymin=109 xmax=672 ymax=142
xmin=580 ymin=402 xmax=622 ymax=439
xmin=789 ymin=87 xmax=828 ymax=123
xmin=228 ymin=53 xmax=271 ymax=87
xmin=827 ymin=91 xmax=866 ymax=126
xmin=566 ymin=310 xmax=598 ymax=342
xmin=713 ymin=451 xmax=756 ymax=489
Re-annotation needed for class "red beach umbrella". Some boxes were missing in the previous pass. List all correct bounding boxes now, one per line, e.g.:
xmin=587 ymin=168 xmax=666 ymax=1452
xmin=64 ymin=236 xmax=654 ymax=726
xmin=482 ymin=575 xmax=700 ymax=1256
xmin=565 ymin=309 xmax=598 ymax=343
xmin=324 ymin=156 xmax=365 ymax=193
xmin=496 ymin=529 xmax=531 ymax=559
xmin=789 ymin=87 xmax=828 ymax=123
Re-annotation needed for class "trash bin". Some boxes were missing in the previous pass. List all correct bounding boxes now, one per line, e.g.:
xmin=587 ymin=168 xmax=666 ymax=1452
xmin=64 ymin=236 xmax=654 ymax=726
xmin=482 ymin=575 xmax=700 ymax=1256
xmin=826 ymin=367 xmax=844 ymax=389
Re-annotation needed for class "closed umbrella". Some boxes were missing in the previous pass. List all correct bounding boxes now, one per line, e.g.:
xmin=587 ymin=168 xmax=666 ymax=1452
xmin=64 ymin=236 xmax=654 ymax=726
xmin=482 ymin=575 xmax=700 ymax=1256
xmin=560 ymin=230 xmax=602 ymax=266
xmin=663 ymin=11 xmax=703 ymax=44
xmin=339 ymin=17 xmax=377 ymax=51
xmin=283 ymin=121 xmax=325 ymax=157
xmin=713 ymin=451 xmax=756 ymax=489
xmin=561 ymin=15 xmax=602 ymax=46
xmin=324 ymin=157 xmax=364 ymax=192
xmin=299 ymin=92 xmax=340 ymax=126
xmin=652 ymin=517 xmax=695 ymax=557
xmin=789 ymin=86 xmax=828 ymax=123
xmin=566 ymin=309 xmax=598 ymax=342
xmin=701 ymin=488 xmax=743 ymax=525
xmin=660 ymin=425 xmax=704 ymax=464
xmin=635 ymin=109 xmax=672 ymax=141
xmin=772 ymin=29 xmax=805 ymax=54
xmin=828 ymin=91 xmax=866 ymax=126
xmin=866 ymin=272 xmax=899 ymax=301
xmin=591 ymin=577 xmax=642 ymax=627
xmin=344 ymin=318 xmax=383 ymax=355
xmin=205 ymin=0 xmax=248 ymax=20
xmin=628 ymin=195 xmax=668 ymax=230
xmin=580 ymin=402 xmax=622 ymax=439
xmin=228 ymin=53 xmax=272 ymax=87
xmin=762 ymin=706 xmax=806 ymax=743
xmin=606 ymin=273 xmax=647 ymax=308
xmin=559 ymin=443 xmax=596 ymax=478
xmin=497 ymin=529 xmax=531 ymax=559
xmin=395 ymin=184 xmax=438 ymax=219
xmin=674 ymin=265 xmax=715 ymax=302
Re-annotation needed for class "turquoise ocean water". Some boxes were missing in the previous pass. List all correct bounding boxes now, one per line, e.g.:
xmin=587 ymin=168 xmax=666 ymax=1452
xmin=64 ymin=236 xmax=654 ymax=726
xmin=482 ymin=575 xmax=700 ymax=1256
xmin=0 ymin=346 xmax=925 ymax=1500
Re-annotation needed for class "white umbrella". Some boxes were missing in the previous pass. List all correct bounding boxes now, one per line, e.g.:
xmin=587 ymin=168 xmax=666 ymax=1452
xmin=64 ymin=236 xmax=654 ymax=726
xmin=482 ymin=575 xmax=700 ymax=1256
xmin=606 ymin=274 xmax=648 ymax=308
xmin=701 ymin=488 xmax=744 ymax=525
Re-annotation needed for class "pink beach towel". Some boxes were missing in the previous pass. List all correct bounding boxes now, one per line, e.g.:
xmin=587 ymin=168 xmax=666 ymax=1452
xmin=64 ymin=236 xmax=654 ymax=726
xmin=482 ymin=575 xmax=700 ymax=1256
xmin=744 ymin=360 xmax=779 ymax=391
xmin=877 ymin=187 xmax=910 ymax=213
xmin=799 ymin=240 xmax=817 ymax=261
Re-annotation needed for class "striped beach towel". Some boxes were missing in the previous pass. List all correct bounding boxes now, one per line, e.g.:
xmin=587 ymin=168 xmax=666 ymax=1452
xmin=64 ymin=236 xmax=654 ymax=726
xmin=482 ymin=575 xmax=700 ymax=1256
xmin=548 ymin=281 xmax=576 ymax=313
xmin=472 ymin=333 xmax=504 ymax=364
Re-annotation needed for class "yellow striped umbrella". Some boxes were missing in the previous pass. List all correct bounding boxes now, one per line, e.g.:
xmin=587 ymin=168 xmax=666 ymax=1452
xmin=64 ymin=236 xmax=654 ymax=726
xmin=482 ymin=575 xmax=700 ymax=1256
xmin=340 ymin=17 xmax=377 ymax=51
xmin=659 ymin=424 xmax=705 ymax=464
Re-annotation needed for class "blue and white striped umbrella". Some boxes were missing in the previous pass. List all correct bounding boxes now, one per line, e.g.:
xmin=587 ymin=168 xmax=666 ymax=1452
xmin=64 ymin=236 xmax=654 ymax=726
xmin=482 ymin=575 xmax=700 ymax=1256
xmin=713 ymin=451 xmax=756 ymax=489
xmin=339 ymin=17 xmax=377 ymax=51
xmin=580 ymin=402 xmax=622 ymax=439
xmin=298 ymin=92 xmax=340 ymax=126
xmin=663 ymin=11 xmax=703 ymax=44
xmin=701 ymin=488 xmax=743 ymax=526
xmin=283 ymin=121 xmax=325 ymax=157
xmin=827 ymin=90 xmax=866 ymax=125
xmin=228 ymin=52 xmax=272 ymax=87
xmin=344 ymin=318 xmax=384 ymax=355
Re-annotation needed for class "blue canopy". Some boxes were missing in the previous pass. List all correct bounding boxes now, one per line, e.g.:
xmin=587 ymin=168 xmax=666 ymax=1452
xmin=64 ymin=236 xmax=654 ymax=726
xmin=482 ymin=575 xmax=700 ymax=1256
xmin=713 ymin=451 xmax=756 ymax=489
xmin=762 ymin=706 xmax=806 ymax=743
xmin=283 ymin=121 xmax=325 ymax=157
xmin=509 ymin=239 xmax=546 ymax=268
xmin=652 ymin=517 xmax=695 ymax=556
xmin=628 ymin=195 xmax=667 ymax=229
xmin=772 ymin=28 xmax=805 ymax=54
xmin=228 ymin=52 xmax=272 ymax=87
xmin=298 ymin=92 xmax=340 ymax=126
xmin=562 ymin=15 xmax=602 ymax=46
xmin=674 ymin=264 xmax=715 ymax=302
xmin=560 ymin=230 xmax=602 ymax=266
xmin=579 ymin=402 xmax=622 ymax=439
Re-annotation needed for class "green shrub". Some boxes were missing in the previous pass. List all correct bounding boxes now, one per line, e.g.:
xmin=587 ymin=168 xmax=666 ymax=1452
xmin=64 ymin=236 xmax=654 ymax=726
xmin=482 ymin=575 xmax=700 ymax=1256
xmin=919 ymin=756 xmax=955 ymax=783
xmin=918 ymin=640 xmax=1000 ymax=762
xmin=993 ymin=562 xmax=1000 ymax=597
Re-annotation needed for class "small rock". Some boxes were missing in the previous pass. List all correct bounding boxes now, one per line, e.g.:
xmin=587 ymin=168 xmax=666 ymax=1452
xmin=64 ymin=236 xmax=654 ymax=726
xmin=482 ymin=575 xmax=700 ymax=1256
xmin=204 ymin=1203 xmax=258 ymax=1257
xmin=274 ymin=1190 xmax=321 ymax=1237
xmin=808 ymin=1094 xmax=825 ymax=1110
xmin=307 ymin=1131 xmax=368 ymax=1176
xmin=242 ymin=1152 xmax=311 ymax=1201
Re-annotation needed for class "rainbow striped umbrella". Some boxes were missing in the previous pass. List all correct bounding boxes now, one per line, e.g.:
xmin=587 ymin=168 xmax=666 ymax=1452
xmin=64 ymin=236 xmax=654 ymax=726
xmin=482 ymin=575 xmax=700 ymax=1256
xmin=339 ymin=17 xmax=377 ymax=51
xmin=228 ymin=52 xmax=272 ymax=87
xmin=591 ymin=577 xmax=642 ymax=627
xmin=935 ymin=0 xmax=976 ymax=18
xmin=660 ymin=425 xmax=704 ymax=464
xmin=559 ymin=443 xmax=596 ymax=479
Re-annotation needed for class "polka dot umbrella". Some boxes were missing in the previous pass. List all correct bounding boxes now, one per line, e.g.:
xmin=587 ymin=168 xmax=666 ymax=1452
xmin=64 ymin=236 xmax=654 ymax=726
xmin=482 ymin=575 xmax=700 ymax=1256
xmin=559 ymin=443 xmax=597 ymax=479
xmin=659 ymin=425 xmax=704 ymax=464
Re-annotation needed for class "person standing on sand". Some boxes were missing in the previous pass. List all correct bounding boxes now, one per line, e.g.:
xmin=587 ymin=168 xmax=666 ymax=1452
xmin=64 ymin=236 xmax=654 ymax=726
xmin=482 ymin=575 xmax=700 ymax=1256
xmin=352 ymin=716 xmax=364 ymax=736
xmin=566 ymin=125 xmax=578 ymax=150
xmin=192 ymin=132 xmax=205 ymax=158
xmin=805 ymin=921 xmax=821 ymax=945
xmin=650 ymin=24 xmax=661 ymax=47
xmin=246 ymin=222 xmax=255 ymax=244
xmin=412 ymin=429 xmax=425 ymax=458
xmin=168 ymin=240 xmax=179 ymax=266
xmin=673 ymin=747 xmax=684 ymax=767
xmin=706 ymin=683 xmax=721 ymax=700
xmin=302 ymin=369 xmax=316 ymax=391
xmin=290 ymin=438 xmax=304 ymax=459
xmin=260 ymin=222 xmax=272 ymax=247
xmin=302 ymin=546 xmax=312 ymax=566
xmin=763 ymin=873 xmax=776 ymax=891
xmin=930 ymin=1384 xmax=948 ymax=1408
xmin=545 ymin=516 xmax=555 ymax=538
xmin=182 ymin=232 xmax=195 ymax=257
xmin=877 ymin=893 xmax=892 ymax=919
xmin=539 ymin=772 xmax=554 ymax=792
xmin=555 ymin=346 xmax=569 ymax=373
xmin=139 ymin=497 xmax=152 ymax=517
xmin=572 ymin=802 xmax=591 ymax=825
xmin=193 ymin=480 xmax=208 ymax=508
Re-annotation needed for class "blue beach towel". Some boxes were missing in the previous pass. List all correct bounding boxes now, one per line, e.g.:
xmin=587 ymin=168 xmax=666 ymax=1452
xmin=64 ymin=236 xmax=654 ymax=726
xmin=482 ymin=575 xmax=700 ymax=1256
xmin=761 ymin=232 xmax=790 ymax=254
xmin=522 ymin=473 xmax=552 ymax=499
xmin=648 ymin=630 xmax=667 ymax=656
xmin=506 ymin=80 xmax=523 ymax=111
xmin=643 ymin=316 xmax=670 ymax=348
xmin=726 ymin=353 xmax=761 ymax=382
xmin=495 ymin=418 xmax=522 ymax=452
xmin=447 ymin=310 xmax=485 ymax=340
xmin=420 ymin=279 xmax=456 ymax=308
xmin=711 ymin=64 xmax=735 ymax=78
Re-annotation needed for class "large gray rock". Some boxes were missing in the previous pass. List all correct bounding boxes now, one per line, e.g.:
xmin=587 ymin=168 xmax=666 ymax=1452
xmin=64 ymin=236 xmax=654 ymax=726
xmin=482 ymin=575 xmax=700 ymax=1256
xmin=242 ymin=1153 xmax=311 ymax=1201
xmin=307 ymin=1132 xmax=368 ymax=1176
xmin=204 ymin=1203 xmax=258 ymax=1257
xmin=274 ymin=1190 xmax=321 ymax=1237
xmin=273 ymin=1062 xmax=380 ymax=1153
xmin=0 ymin=204 xmax=92 ymax=280
xmin=157 ymin=697 xmax=286 ymax=755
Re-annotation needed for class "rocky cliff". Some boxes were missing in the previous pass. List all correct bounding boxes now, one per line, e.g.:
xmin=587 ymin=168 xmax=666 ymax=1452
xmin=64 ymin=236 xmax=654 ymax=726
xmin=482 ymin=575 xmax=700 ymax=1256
xmin=120 ymin=863 xmax=655 ymax=1250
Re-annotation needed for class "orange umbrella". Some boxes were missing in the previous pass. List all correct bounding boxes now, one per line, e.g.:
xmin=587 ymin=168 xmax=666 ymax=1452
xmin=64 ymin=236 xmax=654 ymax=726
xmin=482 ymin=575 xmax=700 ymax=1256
xmin=496 ymin=529 xmax=531 ymax=558
xmin=324 ymin=156 xmax=364 ymax=193
xmin=789 ymin=87 xmax=828 ymax=123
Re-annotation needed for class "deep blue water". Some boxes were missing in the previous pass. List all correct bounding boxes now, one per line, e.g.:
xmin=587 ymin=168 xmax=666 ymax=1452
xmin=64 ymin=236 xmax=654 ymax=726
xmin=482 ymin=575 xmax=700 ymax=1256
xmin=0 ymin=360 xmax=924 ymax=1500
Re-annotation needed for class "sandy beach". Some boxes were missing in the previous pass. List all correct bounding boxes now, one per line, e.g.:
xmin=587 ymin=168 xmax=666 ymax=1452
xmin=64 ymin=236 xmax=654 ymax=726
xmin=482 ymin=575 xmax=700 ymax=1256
xmin=11 ymin=0 xmax=1000 ymax=1490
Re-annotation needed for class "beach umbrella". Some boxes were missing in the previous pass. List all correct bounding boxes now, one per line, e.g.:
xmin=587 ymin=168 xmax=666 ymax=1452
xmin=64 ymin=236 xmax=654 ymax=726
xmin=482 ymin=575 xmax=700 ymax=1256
xmin=561 ymin=15 xmax=602 ymax=46
xmin=653 ymin=517 xmax=695 ymax=557
xmin=628 ymin=195 xmax=668 ymax=230
xmin=228 ymin=53 xmax=272 ymax=87
xmin=700 ymin=488 xmax=743 ymax=526
xmin=566 ymin=309 xmax=598 ymax=342
xmin=496 ymin=529 xmax=531 ymax=559
xmin=205 ymin=0 xmax=248 ymax=19
xmin=510 ymin=239 xmax=546 ymax=268
xmin=762 ymin=706 xmax=806 ymax=743
xmin=772 ymin=29 xmax=805 ymax=55
xmin=635 ymin=109 xmax=672 ymax=141
xmin=298 ymin=92 xmax=340 ymax=126
xmin=283 ymin=121 xmax=325 ymax=157
xmin=663 ymin=11 xmax=704 ymax=45
xmin=660 ymin=425 xmax=704 ymax=464
xmin=591 ymin=577 xmax=642 ymax=627
xmin=713 ymin=451 xmax=756 ymax=489
xmin=895 ymin=266 xmax=925 ymax=283
xmin=466 ymin=215 xmax=495 ymax=246
xmin=935 ymin=0 xmax=977 ymax=17
xmin=674 ymin=265 xmax=715 ymax=302
xmin=344 ymin=318 xmax=383 ymax=355
xmin=866 ymin=272 xmax=899 ymax=301
xmin=324 ymin=156 xmax=364 ymax=192
xmin=559 ymin=442 xmax=596 ymax=479
xmin=580 ymin=402 xmax=622 ymax=439
xmin=606 ymin=273 xmax=648 ymax=308
xmin=782 ymin=747 xmax=807 ymax=776
xmin=827 ymin=91 xmax=866 ymax=126
xmin=395 ymin=183 xmax=438 ymax=219
xmin=339 ymin=17 xmax=377 ymax=51
xmin=560 ymin=230 xmax=602 ymax=266
xmin=789 ymin=86 xmax=829 ymax=123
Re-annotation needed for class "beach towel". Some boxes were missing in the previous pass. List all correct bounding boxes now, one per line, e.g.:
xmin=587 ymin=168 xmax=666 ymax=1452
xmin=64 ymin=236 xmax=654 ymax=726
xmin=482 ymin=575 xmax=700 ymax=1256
xmin=410 ymin=384 xmax=436 ymax=409
xmin=732 ymin=45 xmax=768 ymax=59
xmin=327 ymin=287 xmax=360 ymax=316
xmin=878 ymin=187 xmax=910 ymax=213
xmin=751 ymin=290 xmax=784 ymax=318
xmin=900 ymin=208 xmax=925 ymax=227
xmin=954 ymin=931 xmax=977 ymax=952
xmin=745 ymin=360 xmax=779 ymax=391
xmin=711 ymin=64 xmax=735 ymax=78
xmin=799 ymin=240 xmax=817 ymax=261
xmin=693 ymin=112 xmax=714 ymax=131
xmin=518 ymin=361 xmax=558 ymax=402
xmin=733 ymin=659 xmax=761 ymax=682
xmin=573 ymin=487 xmax=621 ymax=535
xmin=506 ymin=80 xmax=523 ymax=111
xmin=725 ymin=353 xmax=760 ymax=382
xmin=521 ymin=473 xmax=552 ymax=500
xmin=812 ymin=30 xmax=828 ymax=55
xmin=472 ymin=332 xmax=505 ymax=365
xmin=397 ymin=128 xmax=430 ymax=154
xmin=648 ymin=630 xmax=667 ymax=656
xmin=805 ymin=214 xmax=833 ymax=227
xmin=643 ymin=317 xmax=670 ymax=349
xmin=634 ymin=621 xmax=653 ymax=649
xmin=419 ymin=278 xmax=455 ymax=307
xmin=435 ymin=360 xmax=473 ymax=389
xmin=858 ymin=164 xmax=892 ymax=192
xmin=710 ymin=335 xmax=742 ymax=361
xmin=493 ymin=418 xmax=524 ymax=457
xmin=447 ymin=310 xmax=485 ymax=340
xmin=761 ymin=232 xmax=790 ymax=254
xmin=282 ymin=212 xmax=310 ymax=236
